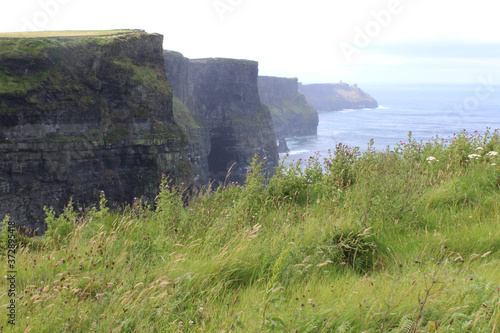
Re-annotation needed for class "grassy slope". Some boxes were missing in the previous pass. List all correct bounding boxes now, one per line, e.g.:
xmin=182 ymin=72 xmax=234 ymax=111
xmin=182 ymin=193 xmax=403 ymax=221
xmin=1 ymin=130 xmax=499 ymax=332
xmin=172 ymin=96 xmax=201 ymax=130
xmin=0 ymin=30 xmax=138 ymax=39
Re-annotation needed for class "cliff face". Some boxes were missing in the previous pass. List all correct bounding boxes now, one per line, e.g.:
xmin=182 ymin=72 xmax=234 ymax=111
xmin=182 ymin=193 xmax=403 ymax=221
xmin=164 ymin=52 xmax=278 ymax=183
xmin=0 ymin=31 xmax=192 ymax=232
xmin=299 ymin=83 xmax=378 ymax=111
xmin=258 ymin=76 xmax=318 ymax=138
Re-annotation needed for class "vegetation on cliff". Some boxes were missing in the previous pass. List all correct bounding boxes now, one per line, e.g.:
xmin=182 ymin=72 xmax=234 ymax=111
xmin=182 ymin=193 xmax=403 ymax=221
xmin=2 ymin=129 xmax=499 ymax=332
xmin=258 ymin=76 xmax=318 ymax=138
xmin=267 ymin=99 xmax=317 ymax=129
xmin=0 ymin=30 xmax=191 ymax=232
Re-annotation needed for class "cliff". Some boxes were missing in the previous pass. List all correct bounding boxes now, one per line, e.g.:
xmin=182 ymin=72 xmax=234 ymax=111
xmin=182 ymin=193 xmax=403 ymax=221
xmin=258 ymin=76 xmax=318 ymax=138
xmin=164 ymin=51 xmax=278 ymax=183
xmin=0 ymin=30 xmax=192 ymax=233
xmin=299 ymin=83 xmax=378 ymax=111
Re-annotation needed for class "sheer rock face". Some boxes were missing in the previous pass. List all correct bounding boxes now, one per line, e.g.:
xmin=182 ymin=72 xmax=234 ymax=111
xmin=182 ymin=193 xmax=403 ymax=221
xmin=299 ymin=83 xmax=378 ymax=111
xmin=164 ymin=52 xmax=278 ymax=184
xmin=258 ymin=76 xmax=318 ymax=138
xmin=0 ymin=31 xmax=191 ymax=233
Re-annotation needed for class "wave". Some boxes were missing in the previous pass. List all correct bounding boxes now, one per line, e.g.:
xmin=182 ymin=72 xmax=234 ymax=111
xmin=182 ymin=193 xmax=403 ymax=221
xmin=377 ymin=105 xmax=390 ymax=109
xmin=287 ymin=149 xmax=311 ymax=155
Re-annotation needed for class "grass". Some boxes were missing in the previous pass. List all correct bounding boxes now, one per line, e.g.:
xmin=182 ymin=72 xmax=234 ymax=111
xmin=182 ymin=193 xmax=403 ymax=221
xmin=172 ymin=96 xmax=201 ymax=130
xmin=112 ymin=56 xmax=171 ymax=96
xmin=268 ymin=96 xmax=317 ymax=120
xmin=0 ymin=69 xmax=50 ymax=97
xmin=0 ymin=30 xmax=139 ymax=39
xmin=1 ymin=129 xmax=499 ymax=332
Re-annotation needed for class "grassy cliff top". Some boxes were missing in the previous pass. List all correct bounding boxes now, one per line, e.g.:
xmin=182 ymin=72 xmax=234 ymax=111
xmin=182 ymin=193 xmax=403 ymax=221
xmin=4 ymin=129 xmax=499 ymax=331
xmin=0 ymin=29 xmax=142 ymax=39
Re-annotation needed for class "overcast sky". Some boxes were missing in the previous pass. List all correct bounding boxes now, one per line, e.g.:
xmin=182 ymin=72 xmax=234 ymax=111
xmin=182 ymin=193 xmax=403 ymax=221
xmin=1 ymin=0 xmax=499 ymax=85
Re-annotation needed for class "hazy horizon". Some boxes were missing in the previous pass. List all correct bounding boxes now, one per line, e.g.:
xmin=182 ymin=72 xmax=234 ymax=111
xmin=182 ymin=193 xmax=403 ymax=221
xmin=1 ymin=0 xmax=499 ymax=85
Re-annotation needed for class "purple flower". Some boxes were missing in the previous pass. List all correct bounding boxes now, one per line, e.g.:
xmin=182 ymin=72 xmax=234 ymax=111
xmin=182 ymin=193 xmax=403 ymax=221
xmin=100 ymin=190 xmax=104 ymax=194
xmin=134 ymin=197 xmax=138 ymax=201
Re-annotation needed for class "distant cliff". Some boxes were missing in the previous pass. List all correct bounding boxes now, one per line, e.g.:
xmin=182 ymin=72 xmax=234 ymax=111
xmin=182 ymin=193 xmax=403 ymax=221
xmin=0 ymin=31 xmax=191 ymax=232
xmin=258 ymin=76 xmax=318 ymax=138
xmin=164 ymin=51 xmax=278 ymax=183
xmin=299 ymin=83 xmax=378 ymax=111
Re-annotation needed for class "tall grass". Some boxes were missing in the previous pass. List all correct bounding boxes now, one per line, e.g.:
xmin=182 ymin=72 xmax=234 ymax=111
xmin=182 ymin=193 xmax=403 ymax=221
xmin=1 ymin=129 xmax=499 ymax=332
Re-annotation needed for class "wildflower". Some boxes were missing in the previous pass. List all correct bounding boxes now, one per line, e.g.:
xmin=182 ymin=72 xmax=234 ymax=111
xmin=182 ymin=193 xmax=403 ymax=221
xmin=487 ymin=151 xmax=498 ymax=156
xmin=100 ymin=190 xmax=104 ymax=194
xmin=426 ymin=156 xmax=437 ymax=162
xmin=491 ymin=163 xmax=496 ymax=166
xmin=165 ymin=185 xmax=169 ymax=188
xmin=477 ymin=147 xmax=484 ymax=150
xmin=134 ymin=197 xmax=138 ymax=201
xmin=468 ymin=154 xmax=481 ymax=159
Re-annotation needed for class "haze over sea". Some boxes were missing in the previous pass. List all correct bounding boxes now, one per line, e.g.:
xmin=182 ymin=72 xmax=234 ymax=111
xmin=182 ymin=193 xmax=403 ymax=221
xmin=285 ymin=83 xmax=500 ymax=161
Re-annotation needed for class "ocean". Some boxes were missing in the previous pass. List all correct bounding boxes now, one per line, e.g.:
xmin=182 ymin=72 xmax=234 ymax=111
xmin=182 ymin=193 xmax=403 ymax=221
xmin=284 ymin=83 xmax=500 ymax=161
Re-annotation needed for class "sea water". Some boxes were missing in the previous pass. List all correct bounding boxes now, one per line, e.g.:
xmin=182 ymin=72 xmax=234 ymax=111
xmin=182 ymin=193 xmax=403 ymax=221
xmin=284 ymin=83 xmax=500 ymax=161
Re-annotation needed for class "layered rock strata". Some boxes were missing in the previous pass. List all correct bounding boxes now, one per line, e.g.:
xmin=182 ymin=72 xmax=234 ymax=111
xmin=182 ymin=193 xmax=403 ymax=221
xmin=164 ymin=51 xmax=278 ymax=183
xmin=0 ymin=31 xmax=191 ymax=232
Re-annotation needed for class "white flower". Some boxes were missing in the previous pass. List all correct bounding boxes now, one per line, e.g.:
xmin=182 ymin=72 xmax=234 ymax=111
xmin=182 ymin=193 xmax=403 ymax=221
xmin=477 ymin=147 xmax=484 ymax=150
xmin=491 ymin=163 xmax=497 ymax=166
xmin=426 ymin=156 xmax=437 ymax=161
xmin=468 ymin=154 xmax=481 ymax=159
xmin=487 ymin=151 xmax=498 ymax=156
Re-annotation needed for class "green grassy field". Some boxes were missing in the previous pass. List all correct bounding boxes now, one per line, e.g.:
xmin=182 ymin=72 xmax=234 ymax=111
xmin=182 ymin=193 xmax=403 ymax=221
xmin=1 ymin=130 xmax=499 ymax=332
xmin=0 ymin=30 xmax=139 ymax=39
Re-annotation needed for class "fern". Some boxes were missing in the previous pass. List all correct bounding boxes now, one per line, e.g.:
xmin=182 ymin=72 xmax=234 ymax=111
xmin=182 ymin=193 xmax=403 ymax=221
xmin=396 ymin=315 xmax=415 ymax=333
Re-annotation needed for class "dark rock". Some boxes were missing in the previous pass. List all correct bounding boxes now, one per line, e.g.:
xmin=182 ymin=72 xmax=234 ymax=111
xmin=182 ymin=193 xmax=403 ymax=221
xmin=0 ymin=31 xmax=192 ymax=232
xmin=278 ymin=137 xmax=290 ymax=153
xmin=164 ymin=52 xmax=279 ymax=184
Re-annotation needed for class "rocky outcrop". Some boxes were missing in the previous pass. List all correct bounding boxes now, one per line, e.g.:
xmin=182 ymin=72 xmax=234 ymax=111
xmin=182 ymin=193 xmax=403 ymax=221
xmin=299 ymin=83 xmax=378 ymax=111
xmin=164 ymin=51 xmax=278 ymax=184
xmin=0 ymin=31 xmax=192 ymax=232
xmin=258 ymin=76 xmax=318 ymax=138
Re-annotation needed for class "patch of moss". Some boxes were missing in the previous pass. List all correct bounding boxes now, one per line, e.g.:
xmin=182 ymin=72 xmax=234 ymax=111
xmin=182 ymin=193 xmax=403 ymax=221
xmin=0 ymin=68 xmax=50 ymax=96
xmin=45 ymin=133 xmax=88 ymax=143
xmin=151 ymin=121 xmax=187 ymax=143
xmin=267 ymin=98 xmax=317 ymax=121
xmin=104 ymin=128 xmax=130 ymax=143
xmin=0 ymin=101 xmax=22 ymax=115
xmin=172 ymin=96 xmax=200 ymax=130
xmin=112 ymin=57 xmax=171 ymax=95
xmin=0 ymin=138 xmax=14 ymax=144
